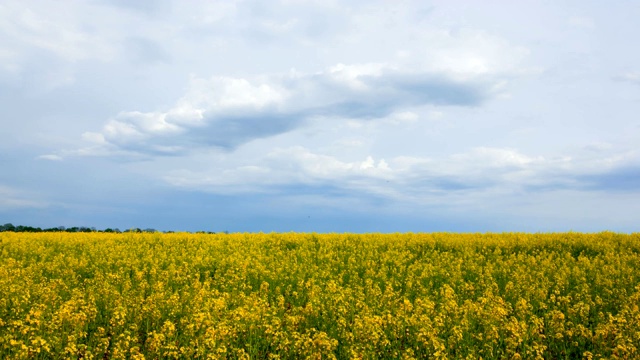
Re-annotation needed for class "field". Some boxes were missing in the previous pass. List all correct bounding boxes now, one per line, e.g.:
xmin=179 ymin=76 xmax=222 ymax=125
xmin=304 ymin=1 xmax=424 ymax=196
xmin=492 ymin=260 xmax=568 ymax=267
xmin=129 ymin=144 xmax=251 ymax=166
xmin=1 ymin=232 xmax=639 ymax=359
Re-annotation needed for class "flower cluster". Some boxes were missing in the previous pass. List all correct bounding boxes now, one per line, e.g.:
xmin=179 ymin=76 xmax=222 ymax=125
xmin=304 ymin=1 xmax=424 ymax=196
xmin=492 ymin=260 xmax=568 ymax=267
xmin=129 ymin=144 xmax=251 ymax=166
xmin=0 ymin=232 xmax=639 ymax=359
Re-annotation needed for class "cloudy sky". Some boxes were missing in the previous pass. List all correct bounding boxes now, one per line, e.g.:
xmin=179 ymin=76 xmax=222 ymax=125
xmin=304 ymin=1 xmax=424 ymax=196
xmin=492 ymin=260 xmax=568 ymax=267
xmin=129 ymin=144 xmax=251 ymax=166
xmin=1 ymin=0 xmax=639 ymax=232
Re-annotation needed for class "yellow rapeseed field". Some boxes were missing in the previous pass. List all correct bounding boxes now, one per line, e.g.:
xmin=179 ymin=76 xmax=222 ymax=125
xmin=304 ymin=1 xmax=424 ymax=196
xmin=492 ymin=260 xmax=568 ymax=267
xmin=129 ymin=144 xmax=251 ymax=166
xmin=1 ymin=232 xmax=639 ymax=359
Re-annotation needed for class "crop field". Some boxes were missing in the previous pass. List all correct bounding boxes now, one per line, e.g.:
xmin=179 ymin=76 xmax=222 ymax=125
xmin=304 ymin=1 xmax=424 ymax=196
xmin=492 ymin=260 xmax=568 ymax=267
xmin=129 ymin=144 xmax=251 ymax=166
xmin=1 ymin=232 xmax=639 ymax=359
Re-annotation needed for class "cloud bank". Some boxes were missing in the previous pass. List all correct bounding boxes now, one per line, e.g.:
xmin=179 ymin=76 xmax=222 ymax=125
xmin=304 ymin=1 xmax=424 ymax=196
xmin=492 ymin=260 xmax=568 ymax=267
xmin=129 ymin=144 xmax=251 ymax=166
xmin=163 ymin=146 xmax=640 ymax=202
xmin=78 ymin=63 xmax=501 ymax=157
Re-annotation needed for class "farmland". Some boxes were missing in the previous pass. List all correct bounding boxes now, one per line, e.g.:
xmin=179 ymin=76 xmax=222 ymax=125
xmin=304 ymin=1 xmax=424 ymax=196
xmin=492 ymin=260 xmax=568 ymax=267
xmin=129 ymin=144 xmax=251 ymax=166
xmin=1 ymin=232 xmax=639 ymax=359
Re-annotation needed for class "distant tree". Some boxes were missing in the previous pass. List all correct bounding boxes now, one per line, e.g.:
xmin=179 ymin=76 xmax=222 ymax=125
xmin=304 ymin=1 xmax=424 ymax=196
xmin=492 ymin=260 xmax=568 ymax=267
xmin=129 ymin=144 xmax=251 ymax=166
xmin=41 ymin=226 xmax=61 ymax=232
xmin=1 ymin=223 xmax=16 ymax=232
xmin=16 ymin=225 xmax=41 ymax=232
xmin=0 ymin=224 xmax=198 ymax=233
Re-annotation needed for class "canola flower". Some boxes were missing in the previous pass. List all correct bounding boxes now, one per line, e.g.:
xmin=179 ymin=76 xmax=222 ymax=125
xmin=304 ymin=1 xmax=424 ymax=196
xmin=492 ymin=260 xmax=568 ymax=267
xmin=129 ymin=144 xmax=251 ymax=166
xmin=0 ymin=231 xmax=639 ymax=359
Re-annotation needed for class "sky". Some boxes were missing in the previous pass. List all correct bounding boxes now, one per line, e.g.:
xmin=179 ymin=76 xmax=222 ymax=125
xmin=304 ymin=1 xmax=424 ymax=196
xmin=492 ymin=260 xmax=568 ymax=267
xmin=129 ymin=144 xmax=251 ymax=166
xmin=1 ymin=0 xmax=640 ymax=232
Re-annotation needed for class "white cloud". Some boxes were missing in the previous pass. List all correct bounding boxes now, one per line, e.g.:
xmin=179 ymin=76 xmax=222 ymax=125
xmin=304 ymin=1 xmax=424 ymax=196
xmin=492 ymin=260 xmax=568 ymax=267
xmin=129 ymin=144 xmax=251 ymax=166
xmin=416 ymin=28 xmax=531 ymax=80
xmin=449 ymin=147 xmax=542 ymax=169
xmin=37 ymin=154 xmax=63 ymax=161
xmin=161 ymin=145 xmax=640 ymax=203
xmin=76 ymin=63 xmax=504 ymax=156
xmin=270 ymin=147 xmax=392 ymax=180
xmin=384 ymin=111 xmax=419 ymax=125
xmin=164 ymin=146 xmax=393 ymax=193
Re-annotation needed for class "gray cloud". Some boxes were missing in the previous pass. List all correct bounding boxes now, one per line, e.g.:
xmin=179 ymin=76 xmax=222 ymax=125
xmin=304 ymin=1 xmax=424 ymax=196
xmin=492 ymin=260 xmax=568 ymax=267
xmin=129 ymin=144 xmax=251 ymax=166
xmin=577 ymin=166 xmax=640 ymax=192
xmin=78 ymin=65 xmax=496 ymax=157
xmin=194 ymin=112 xmax=303 ymax=150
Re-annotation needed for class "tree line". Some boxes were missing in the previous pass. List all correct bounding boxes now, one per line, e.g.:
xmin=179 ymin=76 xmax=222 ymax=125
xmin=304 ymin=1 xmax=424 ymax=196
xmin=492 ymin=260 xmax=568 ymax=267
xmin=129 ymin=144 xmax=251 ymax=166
xmin=0 ymin=223 xmax=218 ymax=234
